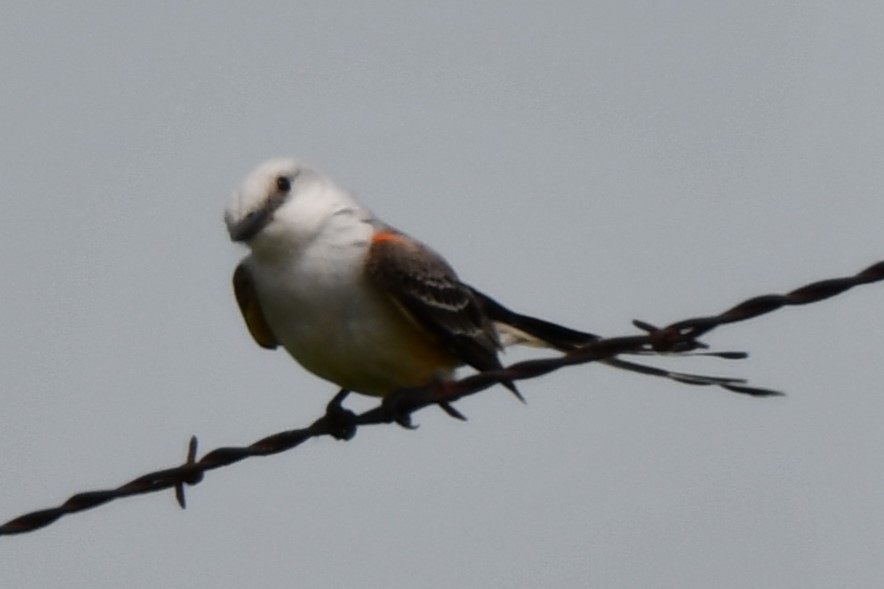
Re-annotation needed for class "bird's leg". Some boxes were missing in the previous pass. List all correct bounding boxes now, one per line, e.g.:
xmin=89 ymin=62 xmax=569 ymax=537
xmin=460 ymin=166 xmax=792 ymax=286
xmin=433 ymin=379 xmax=468 ymax=420
xmin=380 ymin=387 xmax=420 ymax=430
xmin=323 ymin=389 xmax=358 ymax=441
xmin=382 ymin=379 xmax=469 ymax=426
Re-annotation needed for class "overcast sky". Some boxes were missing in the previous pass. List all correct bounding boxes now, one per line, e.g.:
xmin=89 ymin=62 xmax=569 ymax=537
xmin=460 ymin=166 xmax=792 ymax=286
xmin=3 ymin=2 xmax=884 ymax=588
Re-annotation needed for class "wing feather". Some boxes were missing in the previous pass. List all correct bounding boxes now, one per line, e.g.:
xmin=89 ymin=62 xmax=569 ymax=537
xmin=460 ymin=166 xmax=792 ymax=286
xmin=365 ymin=230 xmax=503 ymax=374
xmin=233 ymin=262 xmax=278 ymax=350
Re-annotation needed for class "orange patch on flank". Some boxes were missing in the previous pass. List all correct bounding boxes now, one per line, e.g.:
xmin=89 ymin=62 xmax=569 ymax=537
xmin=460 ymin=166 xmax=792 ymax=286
xmin=371 ymin=231 xmax=410 ymax=245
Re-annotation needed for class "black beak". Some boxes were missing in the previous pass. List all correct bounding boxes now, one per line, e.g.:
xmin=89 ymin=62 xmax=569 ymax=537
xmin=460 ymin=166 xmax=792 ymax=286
xmin=230 ymin=208 xmax=271 ymax=242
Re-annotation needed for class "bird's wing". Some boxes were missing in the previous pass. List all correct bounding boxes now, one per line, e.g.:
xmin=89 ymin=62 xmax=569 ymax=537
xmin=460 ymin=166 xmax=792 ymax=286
xmin=233 ymin=262 xmax=278 ymax=350
xmin=365 ymin=229 xmax=503 ymax=374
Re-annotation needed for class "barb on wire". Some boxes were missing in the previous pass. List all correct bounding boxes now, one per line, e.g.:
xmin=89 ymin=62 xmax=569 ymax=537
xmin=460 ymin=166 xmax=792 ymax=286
xmin=2 ymin=259 xmax=883 ymax=537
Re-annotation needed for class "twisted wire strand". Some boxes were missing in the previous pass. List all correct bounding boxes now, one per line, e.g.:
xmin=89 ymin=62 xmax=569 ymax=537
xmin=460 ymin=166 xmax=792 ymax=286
xmin=2 ymin=260 xmax=882 ymax=536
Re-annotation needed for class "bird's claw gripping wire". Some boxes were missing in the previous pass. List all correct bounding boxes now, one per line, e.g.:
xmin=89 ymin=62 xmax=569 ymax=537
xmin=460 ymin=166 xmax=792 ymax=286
xmin=322 ymin=389 xmax=359 ymax=441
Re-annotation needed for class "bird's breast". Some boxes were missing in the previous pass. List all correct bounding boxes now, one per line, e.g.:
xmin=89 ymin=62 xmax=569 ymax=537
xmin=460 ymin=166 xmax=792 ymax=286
xmin=249 ymin=252 xmax=457 ymax=396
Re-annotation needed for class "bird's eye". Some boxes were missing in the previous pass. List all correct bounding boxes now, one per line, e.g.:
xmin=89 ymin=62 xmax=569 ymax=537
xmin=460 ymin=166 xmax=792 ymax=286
xmin=276 ymin=176 xmax=291 ymax=193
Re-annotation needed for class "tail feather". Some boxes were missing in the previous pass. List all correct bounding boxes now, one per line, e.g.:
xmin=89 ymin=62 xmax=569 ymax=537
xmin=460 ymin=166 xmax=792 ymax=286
xmin=470 ymin=287 xmax=747 ymax=389
xmin=470 ymin=287 xmax=600 ymax=351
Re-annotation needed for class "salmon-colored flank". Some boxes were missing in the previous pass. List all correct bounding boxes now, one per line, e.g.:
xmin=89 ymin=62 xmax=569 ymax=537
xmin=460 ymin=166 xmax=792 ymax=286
xmin=371 ymin=230 xmax=409 ymax=245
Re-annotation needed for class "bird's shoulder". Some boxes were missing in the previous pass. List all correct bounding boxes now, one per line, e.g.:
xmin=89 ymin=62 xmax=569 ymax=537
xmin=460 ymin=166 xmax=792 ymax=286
xmin=364 ymin=226 xmax=503 ymax=369
xmin=365 ymin=226 xmax=468 ymax=310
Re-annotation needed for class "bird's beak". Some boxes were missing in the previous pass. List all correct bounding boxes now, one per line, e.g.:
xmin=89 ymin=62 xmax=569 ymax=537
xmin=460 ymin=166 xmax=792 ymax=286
xmin=229 ymin=208 xmax=271 ymax=242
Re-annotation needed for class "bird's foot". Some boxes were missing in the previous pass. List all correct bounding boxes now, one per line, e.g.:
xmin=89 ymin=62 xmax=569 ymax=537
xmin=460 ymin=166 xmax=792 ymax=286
xmin=323 ymin=389 xmax=358 ymax=441
xmin=381 ymin=388 xmax=419 ymax=430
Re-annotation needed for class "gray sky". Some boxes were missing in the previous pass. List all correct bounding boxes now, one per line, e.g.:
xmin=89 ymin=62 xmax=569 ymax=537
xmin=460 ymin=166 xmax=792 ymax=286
xmin=3 ymin=2 xmax=883 ymax=587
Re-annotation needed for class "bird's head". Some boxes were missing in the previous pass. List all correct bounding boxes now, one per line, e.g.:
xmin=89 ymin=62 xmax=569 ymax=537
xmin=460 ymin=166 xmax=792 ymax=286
xmin=225 ymin=158 xmax=363 ymax=257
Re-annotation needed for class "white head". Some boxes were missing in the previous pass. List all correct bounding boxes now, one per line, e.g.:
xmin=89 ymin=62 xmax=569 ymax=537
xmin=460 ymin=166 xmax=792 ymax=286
xmin=225 ymin=158 xmax=368 ymax=258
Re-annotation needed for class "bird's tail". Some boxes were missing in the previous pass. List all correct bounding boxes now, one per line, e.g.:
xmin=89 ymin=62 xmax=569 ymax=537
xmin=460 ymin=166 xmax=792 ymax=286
xmin=470 ymin=287 xmax=602 ymax=350
xmin=470 ymin=287 xmax=754 ymax=390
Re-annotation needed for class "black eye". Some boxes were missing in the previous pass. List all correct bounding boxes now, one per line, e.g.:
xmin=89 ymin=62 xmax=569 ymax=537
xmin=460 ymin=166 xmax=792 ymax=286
xmin=275 ymin=176 xmax=291 ymax=192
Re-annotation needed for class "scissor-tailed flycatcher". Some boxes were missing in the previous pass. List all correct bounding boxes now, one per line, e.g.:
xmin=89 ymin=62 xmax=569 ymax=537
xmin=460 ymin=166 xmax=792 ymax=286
xmin=225 ymin=158 xmax=734 ymax=403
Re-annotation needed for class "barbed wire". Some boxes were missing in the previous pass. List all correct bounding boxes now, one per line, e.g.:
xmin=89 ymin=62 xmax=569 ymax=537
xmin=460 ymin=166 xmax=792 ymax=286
xmin=2 ymin=259 xmax=883 ymax=537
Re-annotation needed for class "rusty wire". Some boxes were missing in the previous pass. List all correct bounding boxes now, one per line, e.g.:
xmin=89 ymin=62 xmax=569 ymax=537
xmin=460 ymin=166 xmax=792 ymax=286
xmin=2 ymin=259 xmax=883 ymax=537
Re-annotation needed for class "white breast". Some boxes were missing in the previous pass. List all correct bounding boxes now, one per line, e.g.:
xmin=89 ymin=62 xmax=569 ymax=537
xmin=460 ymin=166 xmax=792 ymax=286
xmin=246 ymin=220 xmax=457 ymax=396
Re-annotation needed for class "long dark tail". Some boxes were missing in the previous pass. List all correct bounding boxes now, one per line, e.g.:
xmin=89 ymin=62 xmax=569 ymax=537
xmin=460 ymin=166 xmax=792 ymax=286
xmin=470 ymin=287 xmax=751 ymax=389
xmin=470 ymin=288 xmax=601 ymax=350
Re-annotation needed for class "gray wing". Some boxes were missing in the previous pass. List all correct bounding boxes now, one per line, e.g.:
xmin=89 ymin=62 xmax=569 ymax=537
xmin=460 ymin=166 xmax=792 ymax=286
xmin=364 ymin=229 xmax=504 ymax=375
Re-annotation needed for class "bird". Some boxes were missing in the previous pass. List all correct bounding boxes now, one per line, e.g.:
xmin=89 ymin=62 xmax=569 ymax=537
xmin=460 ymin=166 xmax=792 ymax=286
xmin=224 ymin=158 xmax=744 ymax=418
